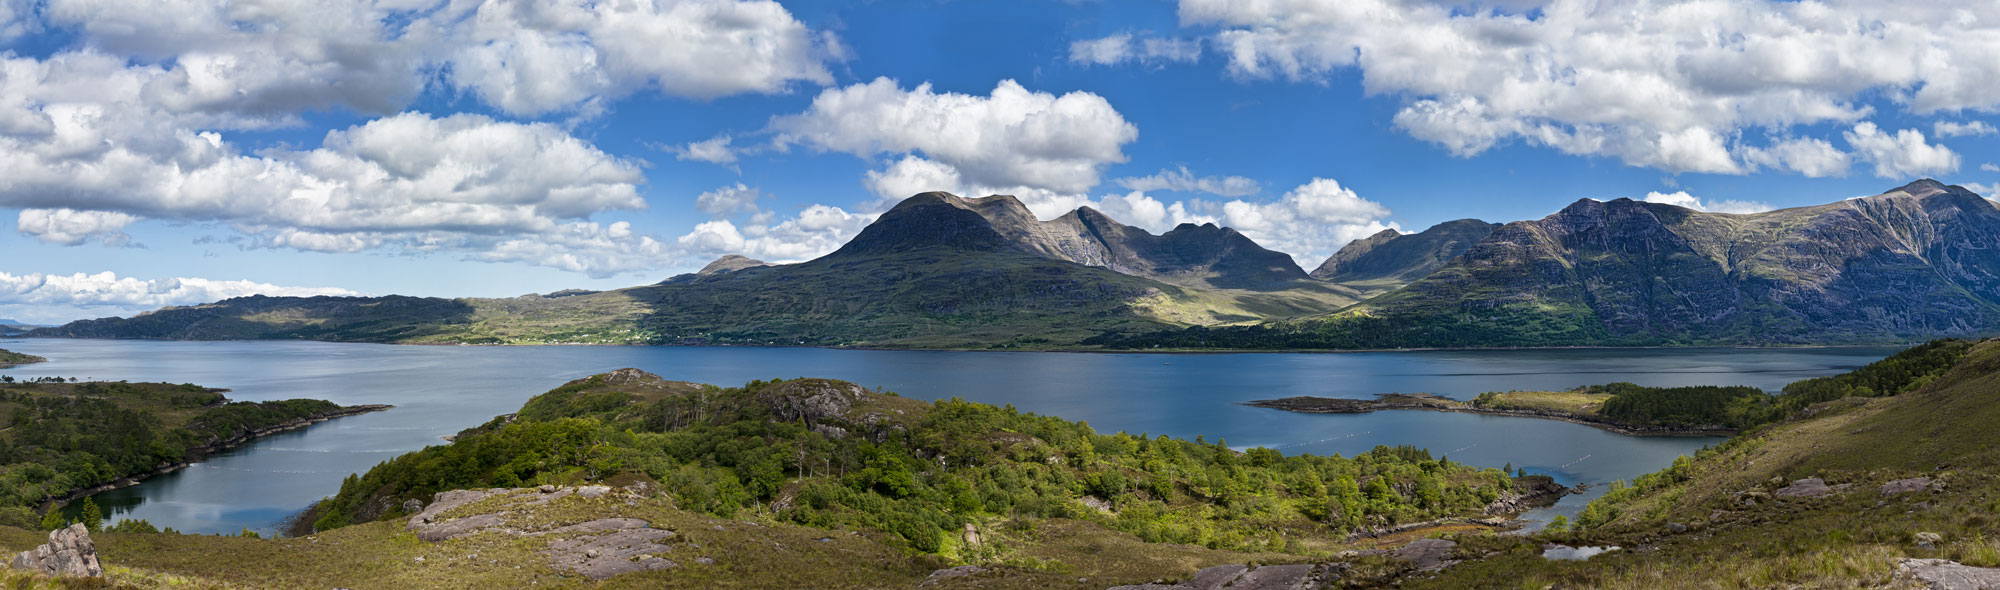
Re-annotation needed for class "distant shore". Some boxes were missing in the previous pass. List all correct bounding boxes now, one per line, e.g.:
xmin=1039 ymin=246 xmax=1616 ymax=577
xmin=9 ymin=334 xmax=1913 ymax=355
xmin=1244 ymin=394 xmax=1736 ymax=437
xmin=42 ymin=403 xmax=395 ymax=511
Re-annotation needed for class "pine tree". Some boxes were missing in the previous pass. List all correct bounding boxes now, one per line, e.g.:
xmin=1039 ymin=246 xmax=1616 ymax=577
xmin=39 ymin=507 xmax=64 ymax=531
xmin=77 ymin=497 xmax=104 ymax=532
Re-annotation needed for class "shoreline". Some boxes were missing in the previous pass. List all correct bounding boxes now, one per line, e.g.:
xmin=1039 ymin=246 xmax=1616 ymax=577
xmin=7 ymin=334 xmax=1914 ymax=355
xmin=1244 ymin=394 xmax=1736 ymax=438
xmin=40 ymin=403 xmax=395 ymax=511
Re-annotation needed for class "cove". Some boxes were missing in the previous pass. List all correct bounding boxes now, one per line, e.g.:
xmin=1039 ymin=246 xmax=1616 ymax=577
xmin=0 ymin=339 xmax=1899 ymax=536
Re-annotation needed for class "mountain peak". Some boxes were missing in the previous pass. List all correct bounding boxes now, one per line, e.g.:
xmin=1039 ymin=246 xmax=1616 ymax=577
xmin=887 ymin=191 xmax=970 ymax=212
xmin=1313 ymin=219 xmax=1496 ymax=284
xmin=698 ymin=254 xmax=767 ymax=275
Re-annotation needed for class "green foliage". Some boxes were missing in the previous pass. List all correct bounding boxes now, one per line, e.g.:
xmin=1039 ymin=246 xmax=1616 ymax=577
xmin=106 ymin=518 xmax=161 ymax=534
xmin=1773 ymin=339 xmax=1972 ymax=417
xmin=318 ymin=376 xmax=1514 ymax=554
xmin=38 ymin=506 xmax=63 ymax=530
xmin=1592 ymin=383 xmax=1768 ymax=428
xmin=0 ymin=380 xmax=347 ymax=515
xmin=1544 ymin=514 xmax=1568 ymax=533
xmin=76 ymin=497 xmax=102 ymax=532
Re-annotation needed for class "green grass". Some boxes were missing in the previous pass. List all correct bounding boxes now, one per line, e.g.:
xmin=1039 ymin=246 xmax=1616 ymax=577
xmin=1388 ymin=338 xmax=2000 ymax=588
xmin=1470 ymin=390 xmax=1610 ymax=415
xmin=0 ymin=348 xmax=44 ymax=367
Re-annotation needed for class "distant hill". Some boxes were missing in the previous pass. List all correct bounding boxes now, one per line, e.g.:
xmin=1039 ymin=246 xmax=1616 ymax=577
xmin=1097 ymin=180 xmax=2000 ymax=348
xmin=1405 ymin=338 xmax=2000 ymax=587
xmin=0 ymin=320 xmax=46 ymax=335
xmin=28 ymin=192 xmax=1363 ymax=348
xmin=1309 ymin=219 xmax=1499 ymax=293
xmin=35 ymin=181 xmax=2000 ymax=350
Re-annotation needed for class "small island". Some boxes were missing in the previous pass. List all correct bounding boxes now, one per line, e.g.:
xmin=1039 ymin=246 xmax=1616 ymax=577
xmin=1246 ymin=384 xmax=1758 ymax=437
xmin=0 ymin=349 xmax=44 ymax=369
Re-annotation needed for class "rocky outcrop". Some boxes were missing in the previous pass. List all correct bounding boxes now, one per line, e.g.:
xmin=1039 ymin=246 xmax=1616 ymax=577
xmin=7 ymin=524 xmax=102 ymax=578
xmin=754 ymin=379 xmax=870 ymax=428
xmin=1106 ymin=562 xmax=1348 ymax=590
xmin=1883 ymin=477 xmax=1940 ymax=496
xmin=544 ymin=527 xmax=678 ymax=580
xmin=1772 ymin=477 xmax=1833 ymax=498
xmin=1896 ymin=558 xmax=2000 ymax=589
xmin=1391 ymin=539 xmax=1458 ymax=571
xmin=404 ymin=486 xmax=677 ymax=580
xmin=1484 ymin=477 xmax=1575 ymax=515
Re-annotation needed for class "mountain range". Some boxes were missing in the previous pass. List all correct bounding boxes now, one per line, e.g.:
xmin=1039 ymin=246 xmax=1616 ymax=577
xmin=29 ymin=180 xmax=2000 ymax=349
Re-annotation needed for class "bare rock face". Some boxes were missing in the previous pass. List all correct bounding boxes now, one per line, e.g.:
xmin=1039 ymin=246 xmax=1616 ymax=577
xmin=1896 ymin=558 xmax=2000 ymax=589
xmin=1883 ymin=477 xmax=1938 ymax=496
xmin=921 ymin=565 xmax=988 ymax=587
xmin=407 ymin=488 xmax=514 ymax=540
xmin=755 ymin=379 xmax=870 ymax=427
xmin=1105 ymin=562 xmax=1347 ymax=590
xmin=1773 ymin=477 xmax=1832 ymax=498
xmin=1392 ymin=538 xmax=1459 ymax=571
xmin=8 ymin=524 xmax=103 ymax=578
xmin=543 ymin=527 xmax=678 ymax=580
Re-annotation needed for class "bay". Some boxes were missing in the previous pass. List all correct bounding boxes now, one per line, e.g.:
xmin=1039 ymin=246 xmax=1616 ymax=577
xmin=0 ymin=339 xmax=1898 ymax=536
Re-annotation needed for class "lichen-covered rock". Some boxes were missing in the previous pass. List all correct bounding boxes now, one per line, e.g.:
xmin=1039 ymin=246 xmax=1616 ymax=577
xmin=1896 ymin=558 xmax=2000 ymax=589
xmin=755 ymin=379 xmax=870 ymax=427
xmin=7 ymin=524 xmax=102 ymax=578
xmin=921 ymin=565 xmax=988 ymax=587
xmin=1393 ymin=538 xmax=1458 ymax=571
xmin=1883 ymin=477 xmax=1938 ymax=496
xmin=543 ymin=527 xmax=678 ymax=580
xmin=1773 ymin=477 xmax=1833 ymax=498
xmin=1105 ymin=562 xmax=1347 ymax=590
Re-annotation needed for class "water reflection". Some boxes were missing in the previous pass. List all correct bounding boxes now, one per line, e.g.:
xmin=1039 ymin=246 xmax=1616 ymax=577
xmin=1 ymin=339 xmax=1898 ymax=537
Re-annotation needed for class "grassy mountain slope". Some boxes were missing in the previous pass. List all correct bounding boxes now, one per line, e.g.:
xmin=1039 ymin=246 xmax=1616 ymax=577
xmin=1383 ymin=338 xmax=2000 ymax=588
xmin=1310 ymin=219 xmax=1500 ymax=296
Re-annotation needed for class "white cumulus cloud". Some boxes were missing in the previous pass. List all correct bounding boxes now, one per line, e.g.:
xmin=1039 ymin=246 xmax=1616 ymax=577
xmin=1935 ymin=121 xmax=1998 ymax=138
xmin=1069 ymin=33 xmax=1201 ymax=66
xmin=0 ymin=271 xmax=359 ymax=324
xmin=1642 ymin=191 xmax=1773 ymax=214
xmin=773 ymin=77 xmax=1140 ymax=197
xmin=1740 ymin=137 xmax=1851 ymax=178
xmin=1170 ymin=0 xmax=2000 ymax=176
xmin=1115 ymin=166 xmax=1261 ymax=197
xmin=1844 ymin=122 xmax=1961 ymax=179
xmin=17 ymin=208 xmax=140 ymax=246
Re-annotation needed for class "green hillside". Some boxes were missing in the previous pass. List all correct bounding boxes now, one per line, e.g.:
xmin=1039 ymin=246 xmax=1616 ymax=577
xmin=0 ymin=379 xmax=384 ymax=528
xmin=1379 ymin=337 xmax=2000 ymax=588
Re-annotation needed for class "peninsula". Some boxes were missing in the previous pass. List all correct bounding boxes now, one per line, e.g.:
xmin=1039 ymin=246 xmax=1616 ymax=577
xmin=1245 ymin=392 xmax=1736 ymax=437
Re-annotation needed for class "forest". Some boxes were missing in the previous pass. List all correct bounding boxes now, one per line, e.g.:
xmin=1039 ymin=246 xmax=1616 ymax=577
xmin=312 ymin=375 xmax=1527 ymax=555
xmin=0 ymin=380 xmax=345 ymax=529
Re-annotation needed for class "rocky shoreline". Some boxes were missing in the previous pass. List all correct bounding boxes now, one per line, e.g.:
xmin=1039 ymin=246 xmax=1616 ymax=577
xmin=1243 ymin=394 xmax=1735 ymax=437
xmin=42 ymin=403 xmax=394 ymax=510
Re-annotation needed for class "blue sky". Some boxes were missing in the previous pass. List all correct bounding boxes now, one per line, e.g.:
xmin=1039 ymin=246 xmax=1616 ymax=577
xmin=2 ymin=0 xmax=1997 ymax=323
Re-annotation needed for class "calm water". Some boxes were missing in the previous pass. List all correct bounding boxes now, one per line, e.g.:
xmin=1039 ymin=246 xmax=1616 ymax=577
xmin=0 ymin=339 xmax=1898 ymax=536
